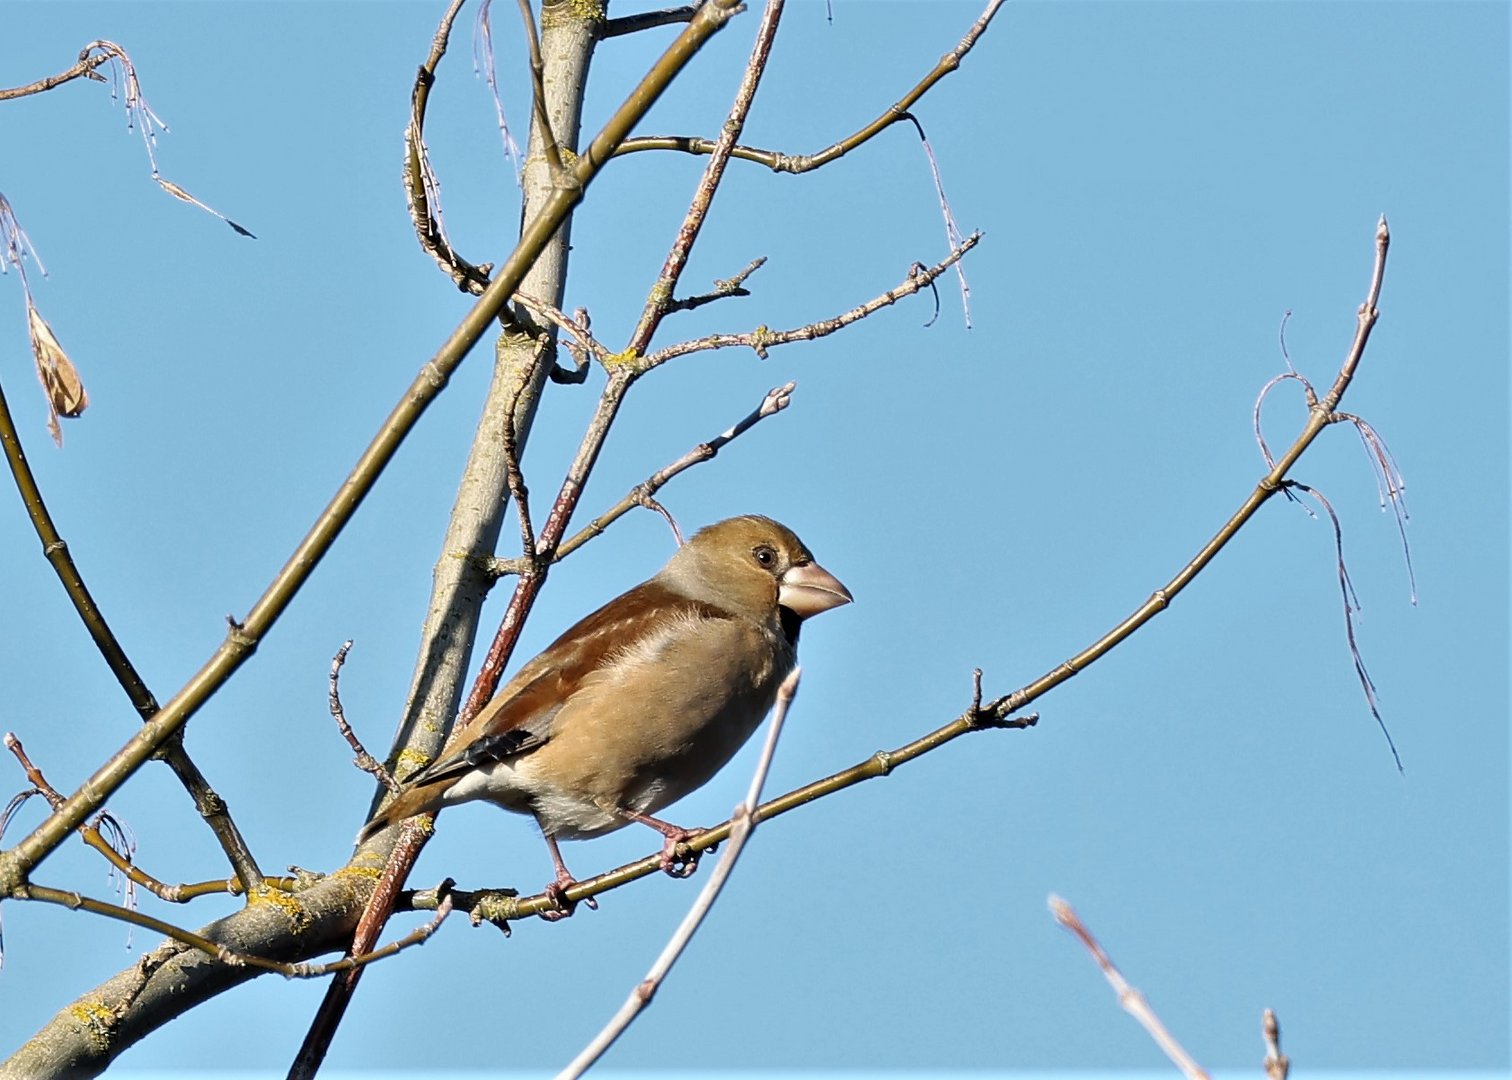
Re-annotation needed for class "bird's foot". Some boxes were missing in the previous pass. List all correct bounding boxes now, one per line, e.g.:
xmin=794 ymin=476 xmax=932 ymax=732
xmin=541 ymin=877 xmax=576 ymax=921
xmin=659 ymin=832 xmax=700 ymax=879
xmin=540 ymin=870 xmax=598 ymax=921
xmin=542 ymin=876 xmax=599 ymax=920
xmin=539 ymin=832 xmax=598 ymax=920
xmin=621 ymin=810 xmax=704 ymax=878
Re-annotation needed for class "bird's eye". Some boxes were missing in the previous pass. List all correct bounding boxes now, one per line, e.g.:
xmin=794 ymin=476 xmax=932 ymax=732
xmin=752 ymin=544 xmax=776 ymax=568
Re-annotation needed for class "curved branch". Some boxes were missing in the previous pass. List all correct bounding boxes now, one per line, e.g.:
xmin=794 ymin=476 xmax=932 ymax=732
xmin=404 ymin=0 xmax=494 ymax=294
xmin=991 ymin=217 xmax=1390 ymax=717
xmin=613 ymin=0 xmax=1004 ymax=173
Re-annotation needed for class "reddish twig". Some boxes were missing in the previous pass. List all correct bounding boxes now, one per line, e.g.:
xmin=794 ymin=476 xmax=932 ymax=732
xmin=625 ymin=0 xmax=787 ymax=357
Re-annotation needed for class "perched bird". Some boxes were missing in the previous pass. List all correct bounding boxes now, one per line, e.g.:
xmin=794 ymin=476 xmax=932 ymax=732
xmin=358 ymin=515 xmax=851 ymax=906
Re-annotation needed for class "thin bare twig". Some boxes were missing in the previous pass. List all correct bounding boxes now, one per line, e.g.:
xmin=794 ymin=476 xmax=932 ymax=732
xmin=901 ymin=114 xmax=972 ymax=326
xmin=664 ymin=256 xmax=767 ymax=314
xmin=644 ymin=234 xmax=980 ymax=368
xmin=1253 ymin=370 xmax=1316 ymax=469
xmin=83 ymin=41 xmax=253 ymax=235
xmin=513 ymin=291 xmax=614 ymax=368
xmin=485 ymin=381 xmax=796 ymax=576
xmin=1335 ymin=411 xmax=1415 ymax=604
xmin=473 ymin=0 xmax=525 ymax=178
xmin=1252 ymin=245 xmax=1409 ymax=767
xmin=15 ymin=880 xmax=452 ymax=978
xmin=460 ymin=702 xmax=1039 ymax=925
xmin=602 ymin=5 xmax=702 ymax=38
xmin=329 ymin=642 xmax=398 ymax=794
xmin=616 ymin=0 xmax=990 ymax=332
xmin=637 ymin=495 xmax=684 ymax=546
xmin=517 ymin=0 xmax=565 ymax=176
xmin=625 ymin=0 xmax=787 ymax=357
xmin=558 ymin=669 xmax=801 ymax=1079
xmin=614 ymin=0 xmax=1004 ymax=174
xmin=1050 ymin=895 xmax=1210 ymax=1080
xmin=1263 ymin=1008 xmax=1290 ymax=1080
xmin=501 ymin=337 xmax=549 ymax=562
xmin=982 ymin=217 xmax=1391 ymax=725
xmin=4 ymin=734 xmax=294 ymax=903
xmin=0 ymin=49 xmax=112 ymax=100
xmin=3 ymin=45 xmax=249 ymax=231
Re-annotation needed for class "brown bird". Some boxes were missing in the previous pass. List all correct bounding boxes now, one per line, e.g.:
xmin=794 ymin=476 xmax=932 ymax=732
xmin=358 ymin=515 xmax=851 ymax=906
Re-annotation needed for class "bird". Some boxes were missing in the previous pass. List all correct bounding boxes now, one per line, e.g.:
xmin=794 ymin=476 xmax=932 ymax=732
xmin=357 ymin=514 xmax=851 ymax=910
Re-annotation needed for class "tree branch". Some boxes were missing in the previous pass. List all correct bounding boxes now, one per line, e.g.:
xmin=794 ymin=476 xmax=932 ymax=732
xmin=403 ymin=0 xmax=495 ymax=294
xmin=985 ymin=217 xmax=1390 ymax=721
xmin=613 ymin=0 xmax=1003 ymax=173
xmin=1050 ymin=895 xmax=1210 ymax=1080
xmin=0 ymin=48 xmax=112 ymax=101
xmin=602 ymin=4 xmax=701 ymax=39
xmin=644 ymin=233 xmax=980 ymax=368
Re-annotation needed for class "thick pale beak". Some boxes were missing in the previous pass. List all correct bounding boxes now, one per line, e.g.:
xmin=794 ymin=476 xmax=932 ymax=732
xmin=778 ymin=560 xmax=853 ymax=618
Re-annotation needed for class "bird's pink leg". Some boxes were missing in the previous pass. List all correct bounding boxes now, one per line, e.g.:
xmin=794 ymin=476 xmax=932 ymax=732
xmin=624 ymin=811 xmax=703 ymax=878
xmin=539 ymin=832 xmax=596 ymax=920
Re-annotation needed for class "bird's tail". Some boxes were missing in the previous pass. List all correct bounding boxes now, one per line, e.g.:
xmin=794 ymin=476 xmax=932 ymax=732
xmin=355 ymin=784 xmax=441 ymax=845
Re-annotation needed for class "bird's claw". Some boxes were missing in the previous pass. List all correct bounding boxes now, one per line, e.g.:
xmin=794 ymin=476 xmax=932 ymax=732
xmin=541 ymin=879 xmax=575 ymax=921
xmin=541 ymin=876 xmax=598 ymax=920
xmin=660 ymin=836 xmax=700 ymax=879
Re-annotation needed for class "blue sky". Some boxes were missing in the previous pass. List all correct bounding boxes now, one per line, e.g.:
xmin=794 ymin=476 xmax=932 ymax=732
xmin=0 ymin=1 xmax=1506 ymax=1075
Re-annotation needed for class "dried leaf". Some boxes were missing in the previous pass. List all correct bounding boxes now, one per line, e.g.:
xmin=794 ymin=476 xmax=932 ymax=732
xmin=27 ymin=303 xmax=88 ymax=446
xmin=154 ymin=176 xmax=256 ymax=239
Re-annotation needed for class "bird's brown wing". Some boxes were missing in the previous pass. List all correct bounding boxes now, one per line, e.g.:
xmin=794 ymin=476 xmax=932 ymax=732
xmin=397 ymin=580 xmax=725 ymax=789
xmin=356 ymin=581 xmax=732 ymax=842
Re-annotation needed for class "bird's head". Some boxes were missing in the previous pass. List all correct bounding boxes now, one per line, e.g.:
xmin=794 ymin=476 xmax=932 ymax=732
xmin=660 ymin=514 xmax=852 ymax=626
